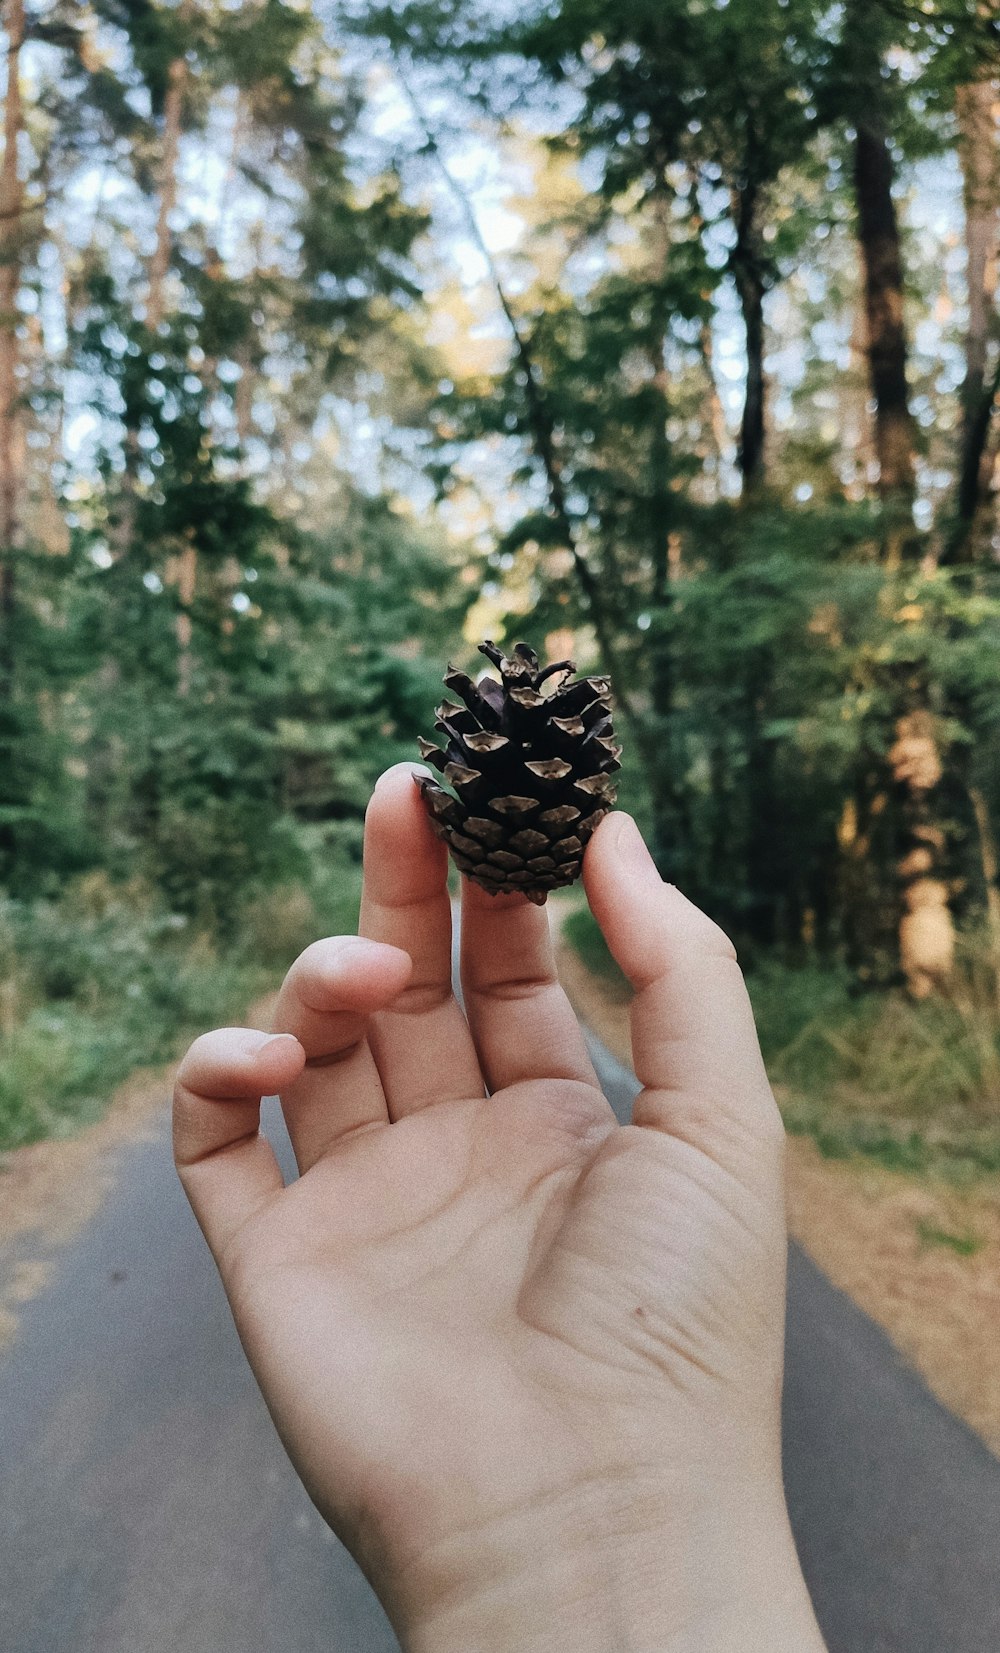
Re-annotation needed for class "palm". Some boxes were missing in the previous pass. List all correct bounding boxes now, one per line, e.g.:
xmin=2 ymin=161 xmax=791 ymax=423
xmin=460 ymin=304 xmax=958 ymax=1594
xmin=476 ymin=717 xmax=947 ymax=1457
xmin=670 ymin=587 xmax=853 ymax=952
xmin=228 ymin=1073 xmax=783 ymax=1589
xmin=175 ymin=768 xmax=786 ymax=1623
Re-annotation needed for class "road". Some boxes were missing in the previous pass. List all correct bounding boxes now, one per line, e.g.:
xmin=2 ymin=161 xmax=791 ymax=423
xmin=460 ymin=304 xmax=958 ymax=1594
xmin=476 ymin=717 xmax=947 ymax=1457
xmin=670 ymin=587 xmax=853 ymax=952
xmin=1 ymin=1032 xmax=999 ymax=1652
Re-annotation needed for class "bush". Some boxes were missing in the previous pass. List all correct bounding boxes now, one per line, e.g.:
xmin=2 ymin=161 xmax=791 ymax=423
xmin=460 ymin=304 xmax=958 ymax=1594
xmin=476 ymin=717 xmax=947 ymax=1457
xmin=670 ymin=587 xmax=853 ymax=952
xmin=748 ymin=947 xmax=1000 ymax=1126
xmin=234 ymin=839 xmax=365 ymax=970
xmin=0 ymin=859 xmax=360 ymax=1151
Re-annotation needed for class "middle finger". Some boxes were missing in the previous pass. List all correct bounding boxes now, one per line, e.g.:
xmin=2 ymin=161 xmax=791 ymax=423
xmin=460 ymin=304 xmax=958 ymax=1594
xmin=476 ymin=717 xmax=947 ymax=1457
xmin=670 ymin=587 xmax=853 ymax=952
xmin=359 ymin=764 xmax=485 ymax=1117
xmin=460 ymin=877 xmax=600 ymax=1094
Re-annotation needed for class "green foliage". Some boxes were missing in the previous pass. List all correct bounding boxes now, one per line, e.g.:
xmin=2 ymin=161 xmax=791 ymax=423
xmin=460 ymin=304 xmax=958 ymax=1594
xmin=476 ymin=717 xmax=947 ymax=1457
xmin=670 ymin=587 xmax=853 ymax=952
xmin=751 ymin=949 xmax=1000 ymax=1122
xmin=560 ymin=895 xmax=1000 ymax=1126
xmin=0 ymin=879 xmax=260 ymax=1149
xmin=0 ymin=859 xmax=365 ymax=1151
xmin=5 ymin=0 xmax=999 ymax=1160
xmin=781 ymin=1101 xmax=1000 ymax=1180
xmin=0 ymin=699 xmax=94 ymax=895
xmin=561 ymin=913 xmax=1000 ymax=1170
xmin=357 ymin=0 xmax=1000 ymax=982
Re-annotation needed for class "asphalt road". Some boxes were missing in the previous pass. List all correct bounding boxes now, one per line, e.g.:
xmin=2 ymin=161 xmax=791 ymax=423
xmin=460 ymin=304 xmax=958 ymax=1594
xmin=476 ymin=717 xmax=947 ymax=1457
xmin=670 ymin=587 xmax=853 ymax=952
xmin=1 ymin=1033 xmax=999 ymax=1653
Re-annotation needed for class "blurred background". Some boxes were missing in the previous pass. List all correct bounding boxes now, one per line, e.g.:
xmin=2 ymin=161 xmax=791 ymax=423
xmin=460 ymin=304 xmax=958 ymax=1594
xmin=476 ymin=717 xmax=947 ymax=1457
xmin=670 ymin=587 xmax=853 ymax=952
xmin=0 ymin=2 xmax=999 ymax=1642
xmin=2 ymin=0 xmax=999 ymax=1169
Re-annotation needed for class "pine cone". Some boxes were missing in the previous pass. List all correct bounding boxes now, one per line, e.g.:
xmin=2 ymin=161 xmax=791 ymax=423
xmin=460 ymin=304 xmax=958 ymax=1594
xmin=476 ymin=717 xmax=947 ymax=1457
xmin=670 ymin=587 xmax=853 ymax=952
xmin=416 ymin=640 xmax=621 ymax=905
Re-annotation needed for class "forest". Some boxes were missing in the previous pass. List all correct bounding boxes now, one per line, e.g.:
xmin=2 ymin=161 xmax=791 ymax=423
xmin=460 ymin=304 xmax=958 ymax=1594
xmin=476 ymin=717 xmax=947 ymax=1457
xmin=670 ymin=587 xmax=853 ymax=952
xmin=0 ymin=0 xmax=998 ymax=1152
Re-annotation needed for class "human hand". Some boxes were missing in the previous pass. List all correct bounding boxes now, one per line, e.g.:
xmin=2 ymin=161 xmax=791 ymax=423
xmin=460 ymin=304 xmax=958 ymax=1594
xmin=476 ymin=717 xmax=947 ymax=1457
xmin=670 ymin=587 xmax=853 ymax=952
xmin=174 ymin=764 xmax=825 ymax=1653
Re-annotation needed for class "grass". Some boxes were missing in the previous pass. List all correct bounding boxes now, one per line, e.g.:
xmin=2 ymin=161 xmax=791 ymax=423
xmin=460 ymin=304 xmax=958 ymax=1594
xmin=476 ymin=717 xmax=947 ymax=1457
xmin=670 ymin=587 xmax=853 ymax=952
xmin=779 ymin=1096 xmax=1000 ymax=1180
xmin=0 ymin=860 xmax=364 ymax=1153
xmin=914 ymin=1218 xmax=983 ymax=1257
xmin=749 ymin=955 xmax=1000 ymax=1124
xmin=561 ymin=901 xmax=1000 ymax=1181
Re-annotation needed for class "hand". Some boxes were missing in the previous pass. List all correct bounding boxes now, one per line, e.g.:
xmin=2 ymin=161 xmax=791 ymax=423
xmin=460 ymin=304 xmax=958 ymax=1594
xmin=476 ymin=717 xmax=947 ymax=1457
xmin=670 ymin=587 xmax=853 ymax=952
xmin=174 ymin=764 xmax=825 ymax=1653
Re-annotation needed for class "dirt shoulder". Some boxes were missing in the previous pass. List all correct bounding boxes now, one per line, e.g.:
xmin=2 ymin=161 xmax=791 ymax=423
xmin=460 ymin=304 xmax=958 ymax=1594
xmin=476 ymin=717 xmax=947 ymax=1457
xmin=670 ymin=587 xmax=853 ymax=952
xmin=0 ymin=1058 xmax=170 ymax=1347
xmin=557 ymin=940 xmax=1000 ymax=1461
xmin=0 ymin=995 xmax=278 ymax=1349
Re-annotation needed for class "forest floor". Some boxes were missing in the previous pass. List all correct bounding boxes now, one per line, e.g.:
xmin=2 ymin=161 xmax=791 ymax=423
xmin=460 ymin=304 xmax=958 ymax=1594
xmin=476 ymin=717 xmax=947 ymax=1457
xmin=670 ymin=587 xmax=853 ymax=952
xmin=556 ymin=939 xmax=1000 ymax=1461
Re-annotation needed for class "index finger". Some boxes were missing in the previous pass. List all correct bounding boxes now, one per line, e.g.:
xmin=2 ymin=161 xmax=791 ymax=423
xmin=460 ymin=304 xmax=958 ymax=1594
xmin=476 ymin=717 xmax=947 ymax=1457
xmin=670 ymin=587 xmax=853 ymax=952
xmin=173 ymin=1028 xmax=305 ymax=1267
xmin=583 ymin=814 xmax=784 ymax=1167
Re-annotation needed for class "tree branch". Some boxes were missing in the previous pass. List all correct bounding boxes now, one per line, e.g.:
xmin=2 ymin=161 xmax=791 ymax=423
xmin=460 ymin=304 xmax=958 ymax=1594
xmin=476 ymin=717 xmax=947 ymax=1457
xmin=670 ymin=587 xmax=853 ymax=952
xmin=393 ymin=64 xmax=642 ymax=731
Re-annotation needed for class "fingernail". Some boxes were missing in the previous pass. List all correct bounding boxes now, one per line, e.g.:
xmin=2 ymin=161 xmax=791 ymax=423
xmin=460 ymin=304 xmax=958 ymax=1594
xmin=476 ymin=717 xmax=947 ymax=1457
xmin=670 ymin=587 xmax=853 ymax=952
xmin=241 ymin=1030 xmax=298 ymax=1057
xmin=613 ymin=814 xmax=662 ymax=885
xmin=331 ymin=935 xmax=401 ymax=966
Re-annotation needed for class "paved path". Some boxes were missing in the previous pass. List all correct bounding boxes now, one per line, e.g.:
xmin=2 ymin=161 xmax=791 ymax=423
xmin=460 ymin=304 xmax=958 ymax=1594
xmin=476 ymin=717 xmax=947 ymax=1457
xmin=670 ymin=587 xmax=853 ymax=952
xmin=1 ymin=1034 xmax=998 ymax=1652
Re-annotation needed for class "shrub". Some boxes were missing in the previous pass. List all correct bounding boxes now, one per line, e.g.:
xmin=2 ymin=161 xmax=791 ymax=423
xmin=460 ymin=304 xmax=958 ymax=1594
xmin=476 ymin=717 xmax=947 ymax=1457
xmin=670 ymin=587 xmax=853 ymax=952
xmin=0 ymin=858 xmax=367 ymax=1152
xmin=561 ymin=903 xmax=1000 ymax=1173
xmin=748 ymin=946 xmax=1000 ymax=1126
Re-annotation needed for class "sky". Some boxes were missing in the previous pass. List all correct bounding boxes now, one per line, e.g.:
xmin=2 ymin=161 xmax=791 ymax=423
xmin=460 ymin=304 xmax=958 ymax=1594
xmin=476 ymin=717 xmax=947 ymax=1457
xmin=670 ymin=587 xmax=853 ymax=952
xmin=11 ymin=9 xmax=973 ymax=550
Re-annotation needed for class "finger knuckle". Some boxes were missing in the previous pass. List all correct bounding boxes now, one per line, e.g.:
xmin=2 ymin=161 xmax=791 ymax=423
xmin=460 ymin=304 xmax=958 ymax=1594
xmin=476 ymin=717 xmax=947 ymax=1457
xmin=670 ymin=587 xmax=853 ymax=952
xmin=384 ymin=978 xmax=453 ymax=1016
xmin=662 ymin=887 xmax=738 ymax=962
xmin=470 ymin=972 xmax=557 ymax=1004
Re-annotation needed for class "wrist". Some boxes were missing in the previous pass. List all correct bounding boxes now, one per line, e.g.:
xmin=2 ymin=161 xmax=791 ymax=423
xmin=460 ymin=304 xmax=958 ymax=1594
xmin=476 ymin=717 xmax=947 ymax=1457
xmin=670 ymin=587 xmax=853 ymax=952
xmin=392 ymin=1465 xmax=826 ymax=1653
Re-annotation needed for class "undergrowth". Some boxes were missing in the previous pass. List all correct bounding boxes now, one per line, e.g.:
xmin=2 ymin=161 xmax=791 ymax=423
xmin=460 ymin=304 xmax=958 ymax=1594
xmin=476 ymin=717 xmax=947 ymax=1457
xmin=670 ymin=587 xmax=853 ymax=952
xmin=562 ymin=902 xmax=1000 ymax=1177
xmin=0 ymin=858 xmax=363 ymax=1152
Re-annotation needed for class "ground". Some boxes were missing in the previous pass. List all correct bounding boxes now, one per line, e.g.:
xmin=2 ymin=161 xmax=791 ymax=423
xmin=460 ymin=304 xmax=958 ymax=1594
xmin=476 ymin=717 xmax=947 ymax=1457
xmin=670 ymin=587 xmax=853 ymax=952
xmin=0 ymin=994 xmax=278 ymax=1349
xmin=0 ymin=1061 xmax=169 ymax=1348
xmin=555 ymin=938 xmax=1000 ymax=1461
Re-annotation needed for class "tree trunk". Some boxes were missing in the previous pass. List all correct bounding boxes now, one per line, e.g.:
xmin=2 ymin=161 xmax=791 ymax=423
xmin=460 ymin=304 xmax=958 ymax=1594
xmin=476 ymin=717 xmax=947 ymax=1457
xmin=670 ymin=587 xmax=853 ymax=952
xmin=947 ymin=73 xmax=1000 ymax=561
xmin=234 ymin=217 xmax=263 ymax=464
xmin=844 ymin=31 xmax=955 ymax=992
xmin=147 ymin=47 xmax=188 ymax=333
xmin=175 ymin=536 xmax=197 ymax=698
xmin=968 ymin=785 xmax=1000 ymax=1014
xmin=731 ymin=170 xmax=767 ymax=495
xmin=837 ymin=782 xmax=899 ymax=985
xmin=0 ymin=0 xmax=25 ymax=692
xmin=146 ymin=25 xmax=194 ymax=691
xmin=852 ymin=116 xmax=916 ymax=512
xmin=889 ymin=705 xmax=955 ymax=999
xmin=643 ymin=193 xmax=688 ymax=879
xmin=741 ymin=652 xmax=788 ymax=953
xmin=697 ymin=322 xmax=731 ymax=492
xmin=111 ymin=9 xmax=189 ymax=563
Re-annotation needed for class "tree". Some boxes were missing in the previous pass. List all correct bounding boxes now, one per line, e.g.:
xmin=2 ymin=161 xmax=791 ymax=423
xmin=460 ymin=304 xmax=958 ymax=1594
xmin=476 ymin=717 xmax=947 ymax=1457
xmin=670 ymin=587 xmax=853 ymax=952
xmin=0 ymin=0 xmax=26 ymax=692
xmin=0 ymin=0 xmax=461 ymax=916
xmin=823 ymin=1 xmax=918 ymax=521
xmin=951 ymin=53 xmax=1000 ymax=557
